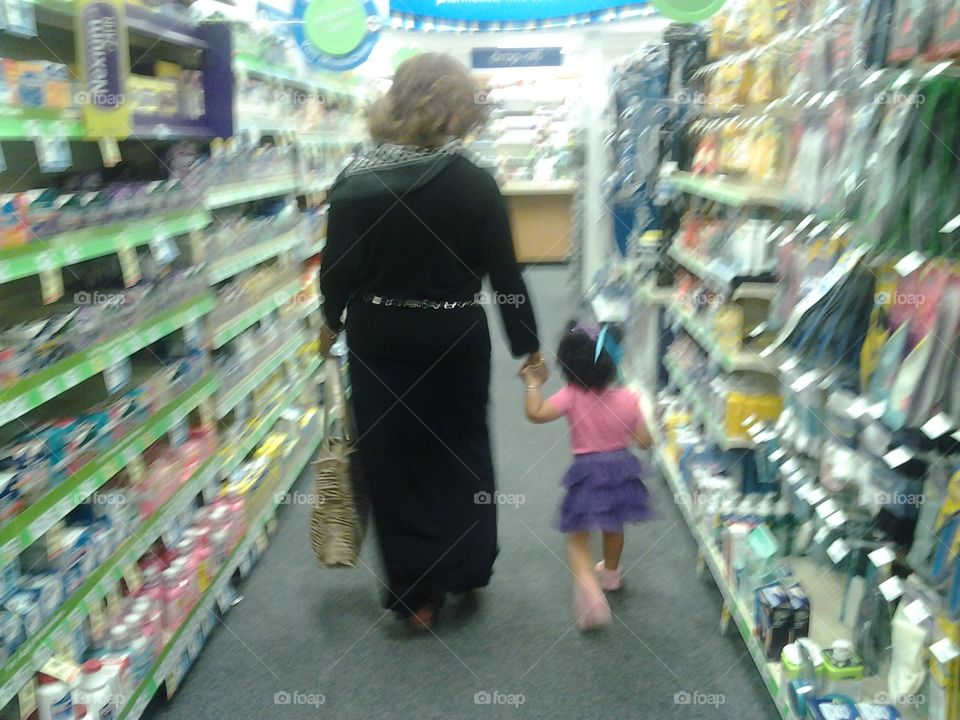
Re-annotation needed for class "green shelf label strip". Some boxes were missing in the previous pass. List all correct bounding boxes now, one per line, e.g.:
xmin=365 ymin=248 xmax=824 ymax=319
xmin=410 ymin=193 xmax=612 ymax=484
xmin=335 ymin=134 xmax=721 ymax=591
xmin=0 ymin=292 xmax=216 ymax=428
xmin=204 ymin=176 xmax=299 ymax=210
xmin=0 ymin=373 xmax=218 ymax=571
xmin=0 ymin=105 xmax=84 ymax=140
xmin=207 ymin=226 xmax=305 ymax=284
xmin=216 ymin=331 xmax=307 ymax=418
xmin=210 ymin=279 xmax=301 ymax=349
xmin=119 ymin=414 xmax=324 ymax=720
xmin=0 ymin=210 xmax=211 ymax=285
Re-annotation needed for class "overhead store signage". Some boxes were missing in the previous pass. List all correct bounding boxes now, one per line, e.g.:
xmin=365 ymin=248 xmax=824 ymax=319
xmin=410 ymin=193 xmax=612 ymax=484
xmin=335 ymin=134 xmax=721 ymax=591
xmin=75 ymin=0 xmax=131 ymax=138
xmin=471 ymin=47 xmax=563 ymax=68
xmin=260 ymin=0 xmax=381 ymax=72
xmin=651 ymin=0 xmax=726 ymax=22
xmin=390 ymin=0 xmax=643 ymax=21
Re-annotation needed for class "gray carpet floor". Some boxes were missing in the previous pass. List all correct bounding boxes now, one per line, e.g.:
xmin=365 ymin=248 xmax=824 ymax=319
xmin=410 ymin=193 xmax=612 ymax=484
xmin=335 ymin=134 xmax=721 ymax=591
xmin=144 ymin=266 xmax=777 ymax=719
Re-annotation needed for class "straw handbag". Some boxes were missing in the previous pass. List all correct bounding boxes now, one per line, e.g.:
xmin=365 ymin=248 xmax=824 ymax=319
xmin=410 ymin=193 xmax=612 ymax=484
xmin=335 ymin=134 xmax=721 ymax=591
xmin=310 ymin=360 xmax=369 ymax=567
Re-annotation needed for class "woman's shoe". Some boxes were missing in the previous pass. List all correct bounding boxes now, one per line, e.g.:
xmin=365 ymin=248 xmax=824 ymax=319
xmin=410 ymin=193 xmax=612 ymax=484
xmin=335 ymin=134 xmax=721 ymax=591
xmin=595 ymin=561 xmax=623 ymax=592
xmin=573 ymin=577 xmax=611 ymax=631
xmin=407 ymin=606 xmax=437 ymax=631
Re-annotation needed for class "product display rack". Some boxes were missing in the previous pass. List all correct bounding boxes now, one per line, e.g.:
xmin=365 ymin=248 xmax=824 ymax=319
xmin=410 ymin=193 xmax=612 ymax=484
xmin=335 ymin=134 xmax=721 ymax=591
xmin=0 ymin=292 xmax=215 ymax=427
xmin=666 ymin=300 xmax=773 ymax=374
xmin=0 ymin=3 xmax=351 ymax=715
xmin=668 ymin=169 xmax=794 ymax=209
xmin=0 ymin=211 xmax=211 ymax=285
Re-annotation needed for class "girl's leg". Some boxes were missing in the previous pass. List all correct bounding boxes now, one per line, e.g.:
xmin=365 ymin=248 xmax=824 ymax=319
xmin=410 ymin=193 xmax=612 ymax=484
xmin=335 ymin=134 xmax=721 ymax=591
xmin=602 ymin=532 xmax=624 ymax=570
xmin=567 ymin=532 xmax=611 ymax=630
xmin=596 ymin=531 xmax=625 ymax=591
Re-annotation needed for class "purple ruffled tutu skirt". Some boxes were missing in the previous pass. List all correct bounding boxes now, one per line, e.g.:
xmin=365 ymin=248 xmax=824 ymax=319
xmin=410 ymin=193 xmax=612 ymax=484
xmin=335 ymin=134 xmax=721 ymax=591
xmin=557 ymin=449 xmax=656 ymax=533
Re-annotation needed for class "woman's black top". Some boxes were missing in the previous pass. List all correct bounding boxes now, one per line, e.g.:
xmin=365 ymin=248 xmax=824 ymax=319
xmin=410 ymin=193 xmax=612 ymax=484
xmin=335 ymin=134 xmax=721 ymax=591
xmin=320 ymin=154 xmax=540 ymax=359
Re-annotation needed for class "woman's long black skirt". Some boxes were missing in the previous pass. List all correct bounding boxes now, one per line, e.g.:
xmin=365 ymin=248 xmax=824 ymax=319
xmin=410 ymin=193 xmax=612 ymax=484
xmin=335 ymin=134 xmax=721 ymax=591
xmin=344 ymin=303 xmax=498 ymax=615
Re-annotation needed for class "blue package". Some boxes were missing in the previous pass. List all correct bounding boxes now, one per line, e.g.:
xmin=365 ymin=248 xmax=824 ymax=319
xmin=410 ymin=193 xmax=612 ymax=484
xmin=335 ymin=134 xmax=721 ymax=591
xmin=0 ymin=558 xmax=18 ymax=601
xmin=0 ymin=609 xmax=25 ymax=660
xmin=808 ymin=695 xmax=859 ymax=719
xmin=3 ymin=589 xmax=43 ymax=636
xmin=856 ymin=704 xmax=900 ymax=719
xmin=19 ymin=571 xmax=64 ymax=620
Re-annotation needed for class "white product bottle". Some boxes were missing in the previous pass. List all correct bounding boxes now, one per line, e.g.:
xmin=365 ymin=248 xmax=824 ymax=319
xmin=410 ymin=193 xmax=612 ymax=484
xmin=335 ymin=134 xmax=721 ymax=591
xmin=36 ymin=673 xmax=75 ymax=720
xmin=75 ymin=660 xmax=117 ymax=720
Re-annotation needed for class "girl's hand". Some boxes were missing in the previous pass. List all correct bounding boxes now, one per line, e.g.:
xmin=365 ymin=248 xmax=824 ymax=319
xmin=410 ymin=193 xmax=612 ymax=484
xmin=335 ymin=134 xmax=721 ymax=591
xmin=319 ymin=324 xmax=339 ymax=358
xmin=518 ymin=351 xmax=548 ymax=385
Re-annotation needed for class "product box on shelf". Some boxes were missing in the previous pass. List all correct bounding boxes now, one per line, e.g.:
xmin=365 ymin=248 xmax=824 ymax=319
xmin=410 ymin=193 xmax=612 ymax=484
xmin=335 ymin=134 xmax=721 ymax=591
xmin=756 ymin=582 xmax=793 ymax=661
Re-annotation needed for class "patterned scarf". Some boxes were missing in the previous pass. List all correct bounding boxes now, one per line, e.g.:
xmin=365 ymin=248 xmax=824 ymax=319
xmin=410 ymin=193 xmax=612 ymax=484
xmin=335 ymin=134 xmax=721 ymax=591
xmin=327 ymin=140 xmax=465 ymax=204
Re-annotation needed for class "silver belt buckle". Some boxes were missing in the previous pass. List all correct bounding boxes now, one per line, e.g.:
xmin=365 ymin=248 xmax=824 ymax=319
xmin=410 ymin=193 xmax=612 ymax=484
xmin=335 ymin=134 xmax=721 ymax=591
xmin=370 ymin=295 xmax=383 ymax=305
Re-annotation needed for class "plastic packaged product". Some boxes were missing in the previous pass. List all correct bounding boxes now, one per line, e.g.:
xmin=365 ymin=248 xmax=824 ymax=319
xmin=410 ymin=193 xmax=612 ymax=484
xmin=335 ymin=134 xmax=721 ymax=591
xmin=97 ymin=655 xmax=133 ymax=716
xmin=855 ymin=704 xmax=901 ymax=719
xmin=3 ymin=589 xmax=42 ymax=636
xmin=74 ymin=659 xmax=117 ymax=720
xmin=808 ymin=695 xmax=859 ymax=719
xmin=0 ymin=609 xmax=25 ymax=660
xmin=821 ymin=640 xmax=865 ymax=698
xmin=162 ymin=566 xmax=191 ymax=632
xmin=20 ymin=571 xmax=65 ymax=620
xmin=36 ymin=672 xmax=75 ymax=720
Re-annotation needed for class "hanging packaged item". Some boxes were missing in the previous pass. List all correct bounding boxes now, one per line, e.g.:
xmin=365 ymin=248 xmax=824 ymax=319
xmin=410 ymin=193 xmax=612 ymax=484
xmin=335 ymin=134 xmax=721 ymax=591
xmin=927 ymin=0 xmax=960 ymax=59
xmin=861 ymin=0 xmax=898 ymax=68
xmin=887 ymin=0 xmax=937 ymax=63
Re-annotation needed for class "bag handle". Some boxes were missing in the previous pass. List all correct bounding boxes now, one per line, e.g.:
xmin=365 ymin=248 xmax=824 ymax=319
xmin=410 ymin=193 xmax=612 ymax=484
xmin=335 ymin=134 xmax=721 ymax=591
xmin=322 ymin=358 xmax=358 ymax=443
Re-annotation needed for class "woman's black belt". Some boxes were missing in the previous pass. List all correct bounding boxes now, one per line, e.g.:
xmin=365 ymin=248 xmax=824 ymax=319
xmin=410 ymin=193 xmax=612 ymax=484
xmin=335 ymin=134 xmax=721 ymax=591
xmin=363 ymin=294 xmax=478 ymax=310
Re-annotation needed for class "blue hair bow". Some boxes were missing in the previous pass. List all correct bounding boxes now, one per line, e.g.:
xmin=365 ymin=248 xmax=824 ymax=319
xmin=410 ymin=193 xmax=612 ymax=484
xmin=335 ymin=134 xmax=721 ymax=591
xmin=573 ymin=322 xmax=623 ymax=366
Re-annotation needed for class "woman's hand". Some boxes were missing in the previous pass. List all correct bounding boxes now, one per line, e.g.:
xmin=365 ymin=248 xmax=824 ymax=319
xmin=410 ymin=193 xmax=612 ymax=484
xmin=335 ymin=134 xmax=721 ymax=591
xmin=319 ymin=324 xmax=339 ymax=358
xmin=518 ymin=351 xmax=548 ymax=385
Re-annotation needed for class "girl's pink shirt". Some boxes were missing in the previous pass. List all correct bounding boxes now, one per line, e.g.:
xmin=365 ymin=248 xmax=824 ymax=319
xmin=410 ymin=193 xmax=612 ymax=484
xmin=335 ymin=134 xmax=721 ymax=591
xmin=547 ymin=385 xmax=644 ymax=454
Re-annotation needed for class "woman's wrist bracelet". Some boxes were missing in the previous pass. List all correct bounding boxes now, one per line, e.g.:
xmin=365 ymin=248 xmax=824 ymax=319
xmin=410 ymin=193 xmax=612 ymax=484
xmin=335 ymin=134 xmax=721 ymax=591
xmin=525 ymin=385 xmax=540 ymax=391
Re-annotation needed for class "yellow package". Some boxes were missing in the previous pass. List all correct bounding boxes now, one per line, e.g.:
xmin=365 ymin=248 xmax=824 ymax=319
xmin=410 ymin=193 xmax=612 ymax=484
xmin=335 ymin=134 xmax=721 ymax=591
xmin=747 ymin=118 xmax=781 ymax=181
xmin=747 ymin=0 xmax=776 ymax=46
xmin=735 ymin=61 xmax=756 ymax=106
xmin=749 ymin=55 xmax=778 ymax=105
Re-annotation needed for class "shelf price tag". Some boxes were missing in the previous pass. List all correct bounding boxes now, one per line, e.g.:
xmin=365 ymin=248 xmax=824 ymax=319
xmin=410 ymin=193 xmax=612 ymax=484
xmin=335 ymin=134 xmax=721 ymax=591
xmin=98 ymin=136 xmax=122 ymax=167
xmin=930 ymin=638 xmax=960 ymax=664
xmin=883 ymin=446 xmax=914 ymax=469
xmin=87 ymin=598 xmax=108 ymax=639
xmin=878 ymin=575 xmax=905 ymax=602
xmin=18 ymin=677 xmax=38 ymax=720
xmin=894 ymin=251 xmax=926 ymax=277
xmin=39 ymin=266 xmax=64 ymax=305
xmin=105 ymin=584 xmax=122 ymax=617
xmin=903 ymin=599 xmax=931 ymax=625
xmin=150 ymin=230 xmax=179 ymax=266
xmin=869 ymin=545 xmax=897 ymax=568
xmin=123 ymin=563 xmax=144 ymax=593
xmin=921 ymin=412 xmax=955 ymax=440
xmin=103 ymin=357 xmax=131 ymax=394
xmin=34 ymin=134 xmax=72 ymax=173
xmin=40 ymin=655 xmax=81 ymax=684
xmin=826 ymin=539 xmax=850 ymax=564
xmin=127 ymin=454 xmax=146 ymax=484
xmin=199 ymin=401 xmax=215 ymax=427
xmin=117 ymin=245 xmax=141 ymax=287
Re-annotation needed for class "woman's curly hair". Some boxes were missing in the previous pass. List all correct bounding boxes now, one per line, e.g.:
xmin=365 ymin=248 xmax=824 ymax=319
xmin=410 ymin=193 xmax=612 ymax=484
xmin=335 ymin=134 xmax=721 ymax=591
xmin=368 ymin=53 xmax=489 ymax=148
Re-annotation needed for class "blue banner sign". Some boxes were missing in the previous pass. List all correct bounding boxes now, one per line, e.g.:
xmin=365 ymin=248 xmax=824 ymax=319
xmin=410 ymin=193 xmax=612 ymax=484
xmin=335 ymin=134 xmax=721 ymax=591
xmin=390 ymin=0 xmax=644 ymax=22
xmin=471 ymin=47 xmax=563 ymax=68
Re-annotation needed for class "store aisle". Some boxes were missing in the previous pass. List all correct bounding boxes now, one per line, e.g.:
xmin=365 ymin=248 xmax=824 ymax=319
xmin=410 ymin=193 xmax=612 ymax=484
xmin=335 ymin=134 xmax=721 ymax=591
xmin=145 ymin=267 xmax=776 ymax=720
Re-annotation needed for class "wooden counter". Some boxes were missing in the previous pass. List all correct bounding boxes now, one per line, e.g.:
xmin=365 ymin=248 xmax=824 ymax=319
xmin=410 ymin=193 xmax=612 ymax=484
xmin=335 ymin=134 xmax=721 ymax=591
xmin=501 ymin=180 xmax=576 ymax=264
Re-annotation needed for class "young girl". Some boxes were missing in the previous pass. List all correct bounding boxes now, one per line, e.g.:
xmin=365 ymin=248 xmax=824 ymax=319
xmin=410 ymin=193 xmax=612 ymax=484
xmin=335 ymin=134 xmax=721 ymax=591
xmin=521 ymin=321 xmax=655 ymax=630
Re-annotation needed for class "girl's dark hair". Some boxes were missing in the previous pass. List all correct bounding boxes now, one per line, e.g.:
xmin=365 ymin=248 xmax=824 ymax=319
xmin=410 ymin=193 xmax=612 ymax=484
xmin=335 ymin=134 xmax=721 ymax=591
xmin=557 ymin=320 xmax=622 ymax=391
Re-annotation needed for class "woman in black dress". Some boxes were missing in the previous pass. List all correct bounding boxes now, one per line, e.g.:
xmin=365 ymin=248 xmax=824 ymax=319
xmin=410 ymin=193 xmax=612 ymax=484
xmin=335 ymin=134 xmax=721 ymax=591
xmin=319 ymin=53 xmax=545 ymax=629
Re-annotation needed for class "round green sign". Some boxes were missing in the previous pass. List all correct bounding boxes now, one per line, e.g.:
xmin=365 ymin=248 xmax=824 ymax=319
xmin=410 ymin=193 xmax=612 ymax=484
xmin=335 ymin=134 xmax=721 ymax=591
xmin=303 ymin=0 xmax=368 ymax=57
xmin=392 ymin=47 xmax=422 ymax=72
xmin=652 ymin=0 xmax=727 ymax=22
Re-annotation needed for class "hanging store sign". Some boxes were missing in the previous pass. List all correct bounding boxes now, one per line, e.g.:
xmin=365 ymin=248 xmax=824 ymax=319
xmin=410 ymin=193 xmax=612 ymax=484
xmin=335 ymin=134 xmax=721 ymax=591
xmin=261 ymin=0 xmax=381 ymax=72
xmin=471 ymin=47 xmax=564 ymax=68
xmin=651 ymin=0 xmax=726 ymax=22
xmin=390 ymin=0 xmax=645 ymax=23
xmin=75 ymin=0 xmax=131 ymax=138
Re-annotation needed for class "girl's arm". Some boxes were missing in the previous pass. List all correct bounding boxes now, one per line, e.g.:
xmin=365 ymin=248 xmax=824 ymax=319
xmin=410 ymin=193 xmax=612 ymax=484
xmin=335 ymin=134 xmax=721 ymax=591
xmin=521 ymin=369 xmax=562 ymax=423
xmin=632 ymin=393 xmax=654 ymax=448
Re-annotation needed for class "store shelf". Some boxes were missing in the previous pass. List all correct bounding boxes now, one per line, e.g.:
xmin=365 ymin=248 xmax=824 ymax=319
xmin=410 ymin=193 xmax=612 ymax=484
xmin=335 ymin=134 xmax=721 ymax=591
xmin=0 ymin=105 xmax=84 ymax=140
xmin=0 ymin=210 xmax=211 ymax=285
xmin=209 ymin=278 xmax=302 ymax=349
xmin=215 ymin=331 xmax=307 ymax=418
xmin=29 ymin=0 xmax=207 ymax=47
xmin=233 ymin=54 xmax=364 ymax=99
xmin=653 ymin=446 xmax=796 ymax=719
xmin=204 ymin=175 xmax=299 ymax=210
xmin=500 ymin=179 xmax=578 ymax=196
xmin=669 ymin=171 xmax=796 ymax=208
xmin=663 ymin=355 xmax=753 ymax=450
xmin=119 ymin=419 xmax=324 ymax=720
xmin=304 ymin=236 xmax=326 ymax=256
xmin=0 ymin=373 xmax=218 ymax=571
xmin=668 ymin=302 xmax=774 ymax=374
xmin=133 ymin=115 xmax=217 ymax=140
xmin=0 ymin=292 xmax=215 ymax=428
xmin=297 ymin=131 xmax=365 ymax=146
xmin=0 ymin=445 xmax=223 ymax=710
xmin=207 ymin=226 xmax=304 ymax=284
xmin=299 ymin=176 xmax=337 ymax=195
xmin=217 ymin=359 xmax=321 ymax=472
xmin=668 ymin=245 xmax=778 ymax=302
